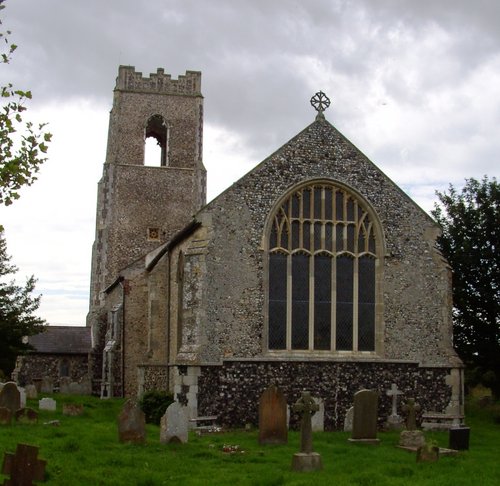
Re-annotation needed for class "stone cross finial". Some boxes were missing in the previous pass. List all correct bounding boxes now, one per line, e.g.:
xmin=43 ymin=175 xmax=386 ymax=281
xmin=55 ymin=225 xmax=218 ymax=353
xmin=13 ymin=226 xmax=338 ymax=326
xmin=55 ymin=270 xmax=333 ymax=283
xmin=386 ymin=383 xmax=403 ymax=417
xmin=2 ymin=443 xmax=46 ymax=485
xmin=292 ymin=391 xmax=319 ymax=454
xmin=310 ymin=91 xmax=331 ymax=120
xmin=402 ymin=398 xmax=421 ymax=431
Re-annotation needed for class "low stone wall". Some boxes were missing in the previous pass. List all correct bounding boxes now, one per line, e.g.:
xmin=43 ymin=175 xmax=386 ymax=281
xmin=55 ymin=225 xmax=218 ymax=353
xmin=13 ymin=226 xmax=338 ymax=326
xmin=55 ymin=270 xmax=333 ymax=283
xmin=195 ymin=360 xmax=452 ymax=431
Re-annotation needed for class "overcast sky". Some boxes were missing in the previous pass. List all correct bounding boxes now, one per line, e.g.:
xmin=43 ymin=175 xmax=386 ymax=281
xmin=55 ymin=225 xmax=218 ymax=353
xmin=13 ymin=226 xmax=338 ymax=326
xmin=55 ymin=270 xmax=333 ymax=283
xmin=0 ymin=0 xmax=499 ymax=326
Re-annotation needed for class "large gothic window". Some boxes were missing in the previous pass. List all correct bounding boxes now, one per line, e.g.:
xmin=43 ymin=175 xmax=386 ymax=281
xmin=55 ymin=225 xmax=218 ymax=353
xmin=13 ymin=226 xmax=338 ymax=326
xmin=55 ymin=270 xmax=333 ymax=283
xmin=267 ymin=181 xmax=381 ymax=353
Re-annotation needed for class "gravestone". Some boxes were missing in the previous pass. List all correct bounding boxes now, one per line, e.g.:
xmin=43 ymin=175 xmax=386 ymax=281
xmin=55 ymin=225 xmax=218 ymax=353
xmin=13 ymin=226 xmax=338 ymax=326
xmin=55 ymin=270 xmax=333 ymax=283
xmin=258 ymin=385 xmax=288 ymax=445
xmin=160 ymin=402 xmax=188 ymax=444
xmin=15 ymin=407 xmax=39 ymax=424
xmin=386 ymin=383 xmax=404 ymax=430
xmin=0 ymin=406 xmax=13 ymax=425
xmin=40 ymin=377 xmax=53 ymax=394
xmin=25 ymin=384 xmax=38 ymax=400
xmin=62 ymin=403 xmax=84 ymax=416
xmin=80 ymin=377 xmax=93 ymax=395
xmin=19 ymin=387 xmax=26 ymax=408
xmin=344 ymin=406 xmax=354 ymax=432
xmin=402 ymin=398 xmax=421 ymax=431
xmin=449 ymin=426 xmax=470 ymax=450
xmin=0 ymin=382 xmax=21 ymax=413
xmin=311 ymin=397 xmax=324 ymax=432
xmin=291 ymin=391 xmax=323 ymax=472
xmin=399 ymin=429 xmax=425 ymax=449
xmin=59 ymin=377 xmax=71 ymax=394
xmin=2 ymin=443 xmax=46 ymax=485
xmin=68 ymin=382 xmax=82 ymax=395
xmin=39 ymin=397 xmax=56 ymax=411
xmin=349 ymin=389 xmax=380 ymax=444
xmin=118 ymin=399 xmax=146 ymax=444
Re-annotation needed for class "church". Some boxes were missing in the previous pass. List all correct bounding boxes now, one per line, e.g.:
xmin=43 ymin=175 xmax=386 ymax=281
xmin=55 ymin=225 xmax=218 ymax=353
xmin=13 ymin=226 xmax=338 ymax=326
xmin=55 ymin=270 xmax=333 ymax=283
xmin=84 ymin=65 xmax=463 ymax=430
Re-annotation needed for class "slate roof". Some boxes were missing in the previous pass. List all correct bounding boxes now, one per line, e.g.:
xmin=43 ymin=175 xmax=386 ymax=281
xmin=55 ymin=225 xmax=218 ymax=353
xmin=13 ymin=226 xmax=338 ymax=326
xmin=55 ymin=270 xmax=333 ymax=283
xmin=28 ymin=326 xmax=92 ymax=354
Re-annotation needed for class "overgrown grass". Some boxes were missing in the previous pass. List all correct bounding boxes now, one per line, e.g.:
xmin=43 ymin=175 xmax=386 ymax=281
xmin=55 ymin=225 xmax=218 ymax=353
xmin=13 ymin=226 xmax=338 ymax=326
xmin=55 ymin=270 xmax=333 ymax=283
xmin=0 ymin=395 xmax=499 ymax=485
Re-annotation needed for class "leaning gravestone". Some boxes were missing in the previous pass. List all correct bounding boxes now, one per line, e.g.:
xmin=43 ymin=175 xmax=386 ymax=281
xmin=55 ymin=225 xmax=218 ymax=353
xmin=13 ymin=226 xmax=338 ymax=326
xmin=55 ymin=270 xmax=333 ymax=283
xmin=25 ymin=384 xmax=38 ymax=400
xmin=118 ymin=400 xmax=146 ymax=444
xmin=348 ymin=389 xmax=380 ymax=444
xmin=0 ymin=406 xmax=13 ymax=425
xmin=258 ymin=385 xmax=288 ymax=445
xmin=344 ymin=406 xmax=354 ymax=432
xmin=39 ymin=397 xmax=57 ymax=411
xmin=160 ymin=402 xmax=188 ymax=444
xmin=0 ymin=382 xmax=21 ymax=413
xmin=40 ymin=377 xmax=53 ymax=394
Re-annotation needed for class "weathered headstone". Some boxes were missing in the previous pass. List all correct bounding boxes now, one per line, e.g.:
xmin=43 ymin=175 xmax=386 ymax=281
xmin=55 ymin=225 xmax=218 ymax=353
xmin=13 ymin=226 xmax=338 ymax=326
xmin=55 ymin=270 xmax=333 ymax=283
xmin=19 ymin=387 xmax=26 ymax=408
xmin=1 ymin=443 xmax=46 ymax=485
xmin=399 ymin=429 xmax=425 ymax=449
xmin=291 ymin=391 xmax=323 ymax=472
xmin=59 ymin=376 xmax=71 ymax=394
xmin=68 ymin=382 xmax=82 ymax=395
xmin=311 ymin=397 xmax=324 ymax=432
xmin=416 ymin=443 xmax=439 ymax=462
xmin=343 ymin=406 xmax=354 ymax=432
xmin=258 ymin=385 xmax=288 ymax=445
xmin=118 ymin=399 xmax=146 ymax=444
xmin=40 ymin=377 xmax=53 ymax=394
xmin=15 ymin=407 xmax=39 ymax=424
xmin=402 ymin=398 xmax=421 ymax=431
xmin=160 ymin=402 xmax=188 ymax=444
xmin=349 ymin=389 xmax=380 ymax=444
xmin=0 ymin=382 xmax=21 ymax=413
xmin=39 ymin=397 xmax=56 ymax=412
xmin=386 ymin=383 xmax=404 ymax=430
xmin=0 ymin=406 xmax=13 ymax=425
xmin=25 ymin=384 xmax=38 ymax=400
xmin=80 ymin=377 xmax=93 ymax=395
xmin=62 ymin=403 xmax=84 ymax=416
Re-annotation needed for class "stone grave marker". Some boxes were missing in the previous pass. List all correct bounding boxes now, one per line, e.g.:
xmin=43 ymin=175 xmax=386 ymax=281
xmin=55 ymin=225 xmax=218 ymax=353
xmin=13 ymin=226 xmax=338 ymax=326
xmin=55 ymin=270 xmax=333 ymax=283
xmin=0 ymin=382 xmax=21 ymax=413
xmin=80 ymin=377 xmax=93 ymax=395
xmin=349 ymin=389 xmax=380 ymax=444
xmin=402 ymin=398 xmax=421 ymax=430
xmin=311 ymin=397 xmax=324 ymax=432
xmin=449 ymin=426 xmax=470 ymax=450
xmin=386 ymin=383 xmax=404 ymax=430
xmin=19 ymin=387 xmax=26 ymax=408
xmin=40 ymin=377 xmax=53 ymax=394
xmin=118 ymin=399 xmax=146 ymax=444
xmin=15 ymin=407 xmax=39 ymax=424
xmin=258 ymin=384 xmax=288 ymax=445
xmin=343 ymin=406 xmax=354 ymax=432
xmin=59 ymin=377 xmax=71 ymax=394
xmin=2 ymin=443 xmax=46 ymax=485
xmin=291 ymin=391 xmax=323 ymax=472
xmin=25 ymin=384 xmax=38 ymax=400
xmin=0 ymin=406 xmax=13 ymax=425
xmin=160 ymin=402 xmax=188 ymax=444
xmin=63 ymin=403 xmax=84 ymax=416
xmin=39 ymin=397 xmax=56 ymax=412
xmin=68 ymin=382 xmax=82 ymax=395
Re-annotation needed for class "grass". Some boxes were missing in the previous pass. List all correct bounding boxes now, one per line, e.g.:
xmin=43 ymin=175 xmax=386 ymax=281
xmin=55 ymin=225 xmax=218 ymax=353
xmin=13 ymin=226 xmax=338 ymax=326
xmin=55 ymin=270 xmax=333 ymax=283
xmin=0 ymin=395 xmax=499 ymax=485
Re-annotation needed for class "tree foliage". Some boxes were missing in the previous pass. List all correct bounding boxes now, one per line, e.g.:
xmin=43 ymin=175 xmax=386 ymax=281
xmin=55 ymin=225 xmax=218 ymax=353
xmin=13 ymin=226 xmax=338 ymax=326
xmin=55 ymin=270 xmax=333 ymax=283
xmin=0 ymin=0 xmax=52 ymax=206
xmin=0 ymin=230 xmax=45 ymax=377
xmin=432 ymin=176 xmax=500 ymax=395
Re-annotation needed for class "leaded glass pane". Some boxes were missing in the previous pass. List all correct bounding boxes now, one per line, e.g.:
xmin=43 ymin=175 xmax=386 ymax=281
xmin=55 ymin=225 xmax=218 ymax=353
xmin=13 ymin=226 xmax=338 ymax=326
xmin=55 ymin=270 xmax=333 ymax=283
xmin=336 ymin=224 xmax=344 ymax=252
xmin=270 ymin=225 xmax=277 ymax=249
xmin=314 ymin=222 xmax=322 ymax=251
xmin=336 ymin=255 xmax=353 ymax=350
xmin=303 ymin=189 xmax=311 ymax=219
xmin=336 ymin=191 xmax=344 ymax=220
xmin=292 ymin=254 xmax=309 ymax=349
xmin=268 ymin=253 xmax=287 ymax=349
xmin=325 ymin=223 xmax=333 ymax=252
xmin=314 ymin=187 xmax=322 ymax=219
xmin=347 ymin=224 xmax=355 ymax=252
xmin=291 ymin=194 xmax=300 ymax=218
xmin=303 ymin=221 xmax=311 ymax=250
xmin=358 ymin=256 xmax=375 ymax=351
xmin=346 ymin=198 xmax=354 ymax=221
xmin=292 ymin=220 xmax=300 ymax=250
xmin=325 ymin=187 xmax=332 ymax=220
xmin=314 ymin=255 xmax=331 ymax=349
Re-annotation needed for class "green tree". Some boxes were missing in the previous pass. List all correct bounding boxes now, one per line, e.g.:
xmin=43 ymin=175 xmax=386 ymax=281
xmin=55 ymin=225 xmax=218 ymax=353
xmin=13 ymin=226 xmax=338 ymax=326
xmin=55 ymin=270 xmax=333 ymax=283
xmin=1 ymin=0 xmax=52 ymax=206
xmin=0 ymin=230 xmax=45 ymax=377
xmin=432 ymin=176 xmax=500 ymax=396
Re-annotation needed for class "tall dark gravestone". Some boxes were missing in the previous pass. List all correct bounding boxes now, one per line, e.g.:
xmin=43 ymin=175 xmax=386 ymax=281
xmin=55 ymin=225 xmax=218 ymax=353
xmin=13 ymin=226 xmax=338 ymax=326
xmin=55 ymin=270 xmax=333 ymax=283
xmin=258 ymin=385 xmax=288 ymax=445
xmin=349 ymin=389 xmax=380 ymax=444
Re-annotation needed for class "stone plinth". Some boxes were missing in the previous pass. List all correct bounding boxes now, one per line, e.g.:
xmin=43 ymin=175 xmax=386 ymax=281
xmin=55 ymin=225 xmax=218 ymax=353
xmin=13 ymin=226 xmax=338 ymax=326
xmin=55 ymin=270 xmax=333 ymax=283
xmin=291 ymin=452 xmax=323 ymax=472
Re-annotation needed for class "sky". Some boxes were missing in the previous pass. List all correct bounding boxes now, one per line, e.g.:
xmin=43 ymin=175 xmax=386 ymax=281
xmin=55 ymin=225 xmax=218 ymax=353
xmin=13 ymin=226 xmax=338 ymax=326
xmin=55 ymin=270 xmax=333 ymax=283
xmin=0 ymin=0 xmax=499 ymax=326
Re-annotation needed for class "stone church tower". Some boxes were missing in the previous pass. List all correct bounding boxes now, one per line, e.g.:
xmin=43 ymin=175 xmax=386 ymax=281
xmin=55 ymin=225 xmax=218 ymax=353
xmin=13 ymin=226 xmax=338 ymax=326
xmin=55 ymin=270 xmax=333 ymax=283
xmin=87 ymin=66 xmax=206 ymax=393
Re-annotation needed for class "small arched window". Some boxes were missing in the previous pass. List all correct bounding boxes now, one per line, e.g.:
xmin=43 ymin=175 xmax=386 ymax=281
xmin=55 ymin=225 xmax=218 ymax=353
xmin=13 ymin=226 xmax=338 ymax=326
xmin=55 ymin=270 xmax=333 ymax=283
xmin=266 ymin=181 xmax=382 ymax=353
xmin=144 ymin=114 xmax=168 ymax=166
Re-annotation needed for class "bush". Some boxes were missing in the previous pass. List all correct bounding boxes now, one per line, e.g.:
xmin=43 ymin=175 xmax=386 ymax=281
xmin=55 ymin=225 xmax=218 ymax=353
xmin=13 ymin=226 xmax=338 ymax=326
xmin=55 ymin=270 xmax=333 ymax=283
xmin=139 ymin=390 xmax=174 ymax=424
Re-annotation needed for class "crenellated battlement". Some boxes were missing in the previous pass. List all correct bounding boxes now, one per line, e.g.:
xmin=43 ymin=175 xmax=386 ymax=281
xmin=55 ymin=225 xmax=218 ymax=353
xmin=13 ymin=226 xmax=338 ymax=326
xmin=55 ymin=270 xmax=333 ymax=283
xmin=115 ymin=65 xmax=202 ymax=95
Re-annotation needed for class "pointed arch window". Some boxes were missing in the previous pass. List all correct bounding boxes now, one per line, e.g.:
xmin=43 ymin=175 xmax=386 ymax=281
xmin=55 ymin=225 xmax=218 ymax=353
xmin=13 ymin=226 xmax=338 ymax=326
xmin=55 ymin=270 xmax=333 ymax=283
xmin=144 ymin=114 xmax=169 ymax=166
xmin=267 ymin=182 xmax=380 ymax=353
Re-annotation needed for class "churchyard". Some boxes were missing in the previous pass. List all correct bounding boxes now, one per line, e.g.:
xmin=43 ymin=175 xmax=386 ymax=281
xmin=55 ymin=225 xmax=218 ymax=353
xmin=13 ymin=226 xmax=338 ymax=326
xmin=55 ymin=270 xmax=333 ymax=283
xmin=0 ymin=392 xmax=498 ymax=485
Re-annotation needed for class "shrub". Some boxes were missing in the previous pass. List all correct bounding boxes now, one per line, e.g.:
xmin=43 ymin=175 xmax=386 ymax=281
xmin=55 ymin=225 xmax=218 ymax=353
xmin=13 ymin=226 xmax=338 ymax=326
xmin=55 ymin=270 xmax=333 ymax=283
xmin=139 ymin=390 xmax=174 ymax=424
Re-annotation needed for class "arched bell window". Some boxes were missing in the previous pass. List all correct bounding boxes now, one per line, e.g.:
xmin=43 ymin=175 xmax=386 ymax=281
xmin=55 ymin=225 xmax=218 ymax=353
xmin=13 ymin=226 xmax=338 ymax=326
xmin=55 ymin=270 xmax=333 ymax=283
xmin=144 ymin=114 xmax=169 ymax=166
xmin=266 ymin=180 xmax=383 ymax=353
